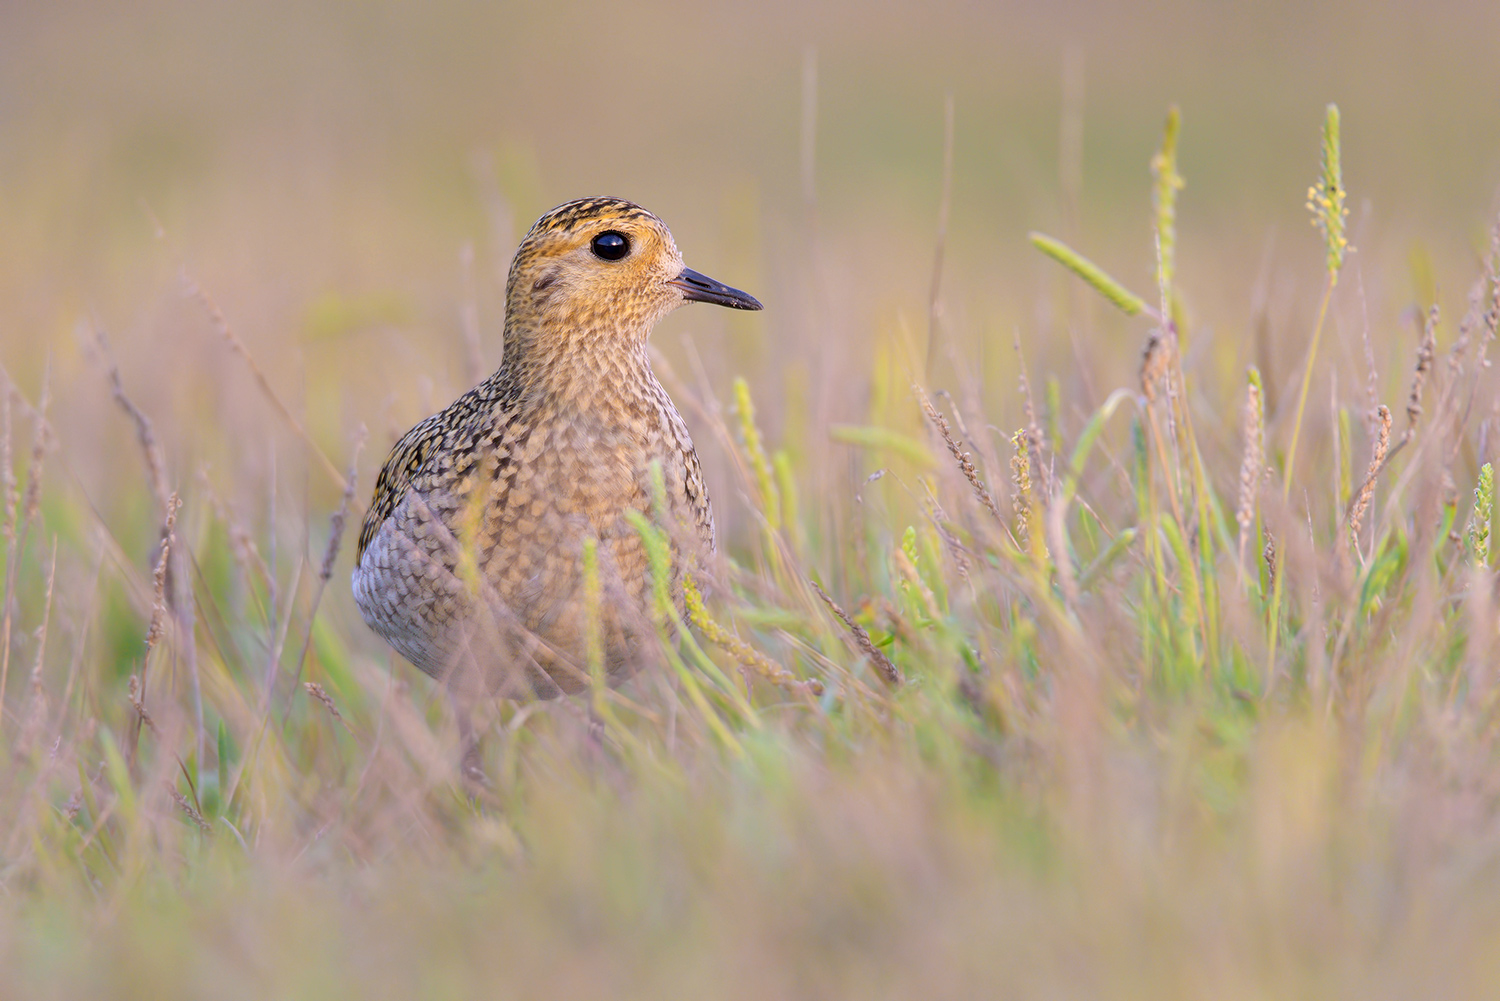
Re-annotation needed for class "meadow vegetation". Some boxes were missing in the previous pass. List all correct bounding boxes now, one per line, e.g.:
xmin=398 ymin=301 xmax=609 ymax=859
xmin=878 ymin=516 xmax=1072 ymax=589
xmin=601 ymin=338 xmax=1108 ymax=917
xmin=4 ymin=32 xmax=1500 ymax=997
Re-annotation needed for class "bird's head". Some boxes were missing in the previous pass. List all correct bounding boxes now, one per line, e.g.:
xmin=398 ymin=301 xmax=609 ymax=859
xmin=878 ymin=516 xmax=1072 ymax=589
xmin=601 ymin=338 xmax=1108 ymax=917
xmin=503 ymin=197 xmax=762 ymax=349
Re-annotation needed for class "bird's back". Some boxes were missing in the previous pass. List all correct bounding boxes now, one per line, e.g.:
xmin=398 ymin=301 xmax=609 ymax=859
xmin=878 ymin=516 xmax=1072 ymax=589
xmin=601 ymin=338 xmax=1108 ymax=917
xmin=352 ymin=364 xmax=713 ymax=699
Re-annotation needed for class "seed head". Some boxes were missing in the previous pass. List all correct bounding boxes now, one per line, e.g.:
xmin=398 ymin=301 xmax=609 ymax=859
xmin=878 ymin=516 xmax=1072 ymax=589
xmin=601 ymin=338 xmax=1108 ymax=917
xmin=1306 ymin=104 xmax=1349 ymax=282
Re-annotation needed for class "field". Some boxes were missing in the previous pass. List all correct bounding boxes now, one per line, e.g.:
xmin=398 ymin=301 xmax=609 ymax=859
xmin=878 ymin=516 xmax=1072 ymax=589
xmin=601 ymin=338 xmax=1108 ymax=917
xmin=5 ymin=1 xmax=1500 ymax=997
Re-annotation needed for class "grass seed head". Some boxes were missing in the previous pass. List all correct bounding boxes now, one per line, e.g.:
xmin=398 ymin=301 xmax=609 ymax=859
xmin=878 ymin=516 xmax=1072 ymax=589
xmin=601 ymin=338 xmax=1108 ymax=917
xmin=1237 ymin=370 xmax=1265 ymax=575
xmin=1010 ymin=428 xmax=1032 ymax=547
xmin=169 ymin=787 xmax=211 ymax=834
xmin=144 ymin=493 xmax=181 ymax=660
xmin=1348 ymin=404 xmax=1392 ymax=551
xmin=1028 ymin=232 xmax=1148 ymax=317
xmin=733 ymin=376 xmax=780 ymax=532
xmin=1307 ymin=103 xmax=1349 ymax=282
xmin=1405 ymin=304 xmax=1438 ymax=440
xmin=1152 ymin=105 xmax=1185 ymax=297
xmin=304 ymin=682 xmax=352 ymax=733
xmin=916 ymin=385 xmax=1002 ymax=524
xmin=126 ymin=674 xmax=157 ymax=734
xmin=810 ymin=579 xmax=901 ymax=688
xmin=684 ymin=578 xmax=822 ymax=696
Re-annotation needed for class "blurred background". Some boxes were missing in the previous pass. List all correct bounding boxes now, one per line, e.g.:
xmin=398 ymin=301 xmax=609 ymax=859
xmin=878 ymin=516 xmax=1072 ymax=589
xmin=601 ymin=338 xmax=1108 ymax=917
xmin=3 ymin=0 xmax=1499 ymax=571
xmin=7 ymin=7 xmax=1500 ymax=993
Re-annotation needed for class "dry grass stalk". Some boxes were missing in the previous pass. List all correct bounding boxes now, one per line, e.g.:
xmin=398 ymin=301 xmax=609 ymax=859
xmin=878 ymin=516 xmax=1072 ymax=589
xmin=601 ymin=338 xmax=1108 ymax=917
xmin=924 ymin=94 xmax=955 ymax=378
xmin=1485 ymin=214 xmax=1500 ymax=362
xmin=49 ymin=547 xmax=103 ymax=755
xmin=144 ymin=494 xmax=181 ymax=667
xmin=1404 ymin=304 xmax=1438 ymax=444
xmin=934 ymin=389 xmax=982 ymax=457
xmin=20 ymin=375 xmax=52 ymax=530
xmin=1015 ymin=339 xmax=1051 ymax=500
xmin=1136 ymin=331 xmax=1185 ymax=521
xmin=16 ymin=540 xmax=57 ymax=758
xmin=168 ymin=786 xmax=212 ymax=834
xmin=1447 ymin=273 xmax=1485 ymax=388
xmin=1357 ymin=272 xmax=1380 ymax=420
xmin=1024 ymin=427 xmax=1053 ymax=561
xmin=96 ymin=327 xmax=169 ymax=508
xmin=285 ymin=429 xmax=368 ymax=708
xmin=304 ymin=682 xmax=353 ymax=733
xmin=198 ymin=472 xmax=274 ymax=597
xmin=320 ymin=428 xmax=367 ymax=583
xmin=920 ymin=485 xmax=971 ymax=580
xmin=1236 ymin=378 xmax=1265 ymax=577
xmin=914 ymin=384 xmax=1002 ymax=523
xmin=26 ymin=542 xmax=55 ymax=699
xmin=95 ymin=327 xmax=202 ymax=751
xmin=1139 ymin=332 xmax=1166 ymax=403
xmin=1263 ymin=533 xmax=1278 ymax=598
xmin=1347 ymin=405 xmax=1393 ymax=558
xmin=183 ymin=272 xmax=356 ymax=503
xmin=1024 ymin=418 xmax=1050 ymax=502
xmin=1159 ymin=325 xmax=1184 ymax=445
xmin=0 ymin=372 xmax=51 ymax=726
xmin=809 ymin=579 xmax=902 ymax=688
xmin=1010 ymin=429 xmax=1032 ymax=547
xmin=127 ymin=674 xmax=158 ymax=734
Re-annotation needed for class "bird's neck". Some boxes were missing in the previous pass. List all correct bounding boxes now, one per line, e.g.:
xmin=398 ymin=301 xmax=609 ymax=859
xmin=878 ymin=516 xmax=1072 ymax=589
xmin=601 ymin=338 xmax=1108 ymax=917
xmin=494 ymin=313 xmax=657 ymax=415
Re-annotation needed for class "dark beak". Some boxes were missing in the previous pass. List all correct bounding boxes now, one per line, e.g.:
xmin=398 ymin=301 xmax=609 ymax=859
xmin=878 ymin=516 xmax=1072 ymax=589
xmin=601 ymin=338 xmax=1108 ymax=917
xmin=667 ymin=267 xmax=763 ymax=311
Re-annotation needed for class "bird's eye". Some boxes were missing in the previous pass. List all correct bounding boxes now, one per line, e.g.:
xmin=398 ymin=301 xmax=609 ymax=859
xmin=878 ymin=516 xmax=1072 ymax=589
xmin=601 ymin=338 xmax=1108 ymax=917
xmin=591 ymin=231 xmax=630 ymax=261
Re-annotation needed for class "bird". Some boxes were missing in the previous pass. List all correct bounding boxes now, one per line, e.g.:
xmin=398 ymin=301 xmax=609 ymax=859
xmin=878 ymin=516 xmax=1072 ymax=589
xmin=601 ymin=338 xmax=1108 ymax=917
xmin=352 ymin=196 xmax=761 ymax=724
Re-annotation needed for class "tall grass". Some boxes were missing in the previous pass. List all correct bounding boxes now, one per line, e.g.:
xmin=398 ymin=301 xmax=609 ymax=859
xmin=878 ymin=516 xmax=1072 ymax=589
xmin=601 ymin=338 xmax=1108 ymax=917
xmin=4 ymin=104 xmax=1500 ymax=999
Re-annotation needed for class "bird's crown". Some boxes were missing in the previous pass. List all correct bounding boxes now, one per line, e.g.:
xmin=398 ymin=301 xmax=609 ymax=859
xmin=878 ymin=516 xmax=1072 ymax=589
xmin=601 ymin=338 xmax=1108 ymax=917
xmin=526 ymin=196 xmax=660 ymax=238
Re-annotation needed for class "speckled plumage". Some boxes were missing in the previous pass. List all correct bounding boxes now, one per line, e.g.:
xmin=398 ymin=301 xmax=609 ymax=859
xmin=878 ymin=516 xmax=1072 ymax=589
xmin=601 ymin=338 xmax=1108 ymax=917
xmin=352 ymin=197 xmax=760 ymax=700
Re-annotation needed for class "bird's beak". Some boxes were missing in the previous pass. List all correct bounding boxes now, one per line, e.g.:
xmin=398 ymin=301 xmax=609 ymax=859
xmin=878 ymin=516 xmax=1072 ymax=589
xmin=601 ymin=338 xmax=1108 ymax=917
xmin=667 ymin=267 xmax=763 ymax=311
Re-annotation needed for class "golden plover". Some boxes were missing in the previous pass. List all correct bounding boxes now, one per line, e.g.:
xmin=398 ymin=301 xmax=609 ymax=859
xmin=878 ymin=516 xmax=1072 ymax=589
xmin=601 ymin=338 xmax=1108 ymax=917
xmin=353 ymin=196 xmax=761 ymax=704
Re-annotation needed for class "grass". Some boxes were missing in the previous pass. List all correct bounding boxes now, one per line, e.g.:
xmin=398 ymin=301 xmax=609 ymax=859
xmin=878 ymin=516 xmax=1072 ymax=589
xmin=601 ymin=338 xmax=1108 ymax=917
xmin=4 ymin=99 xmax=1500 ymax=999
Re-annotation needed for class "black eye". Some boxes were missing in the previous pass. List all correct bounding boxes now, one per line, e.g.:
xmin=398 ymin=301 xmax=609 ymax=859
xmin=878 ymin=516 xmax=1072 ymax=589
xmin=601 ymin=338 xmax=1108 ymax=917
xmin=591 ymin=231 xmax=630 ymax=261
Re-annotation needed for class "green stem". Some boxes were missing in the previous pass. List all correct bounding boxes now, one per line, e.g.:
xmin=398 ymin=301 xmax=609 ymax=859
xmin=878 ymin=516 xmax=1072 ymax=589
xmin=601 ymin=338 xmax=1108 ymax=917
xmin=1283 ymin=275 xmax=1334 ymax=502
xmin=1266 ymin=272 xmax=1335 ymax=688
